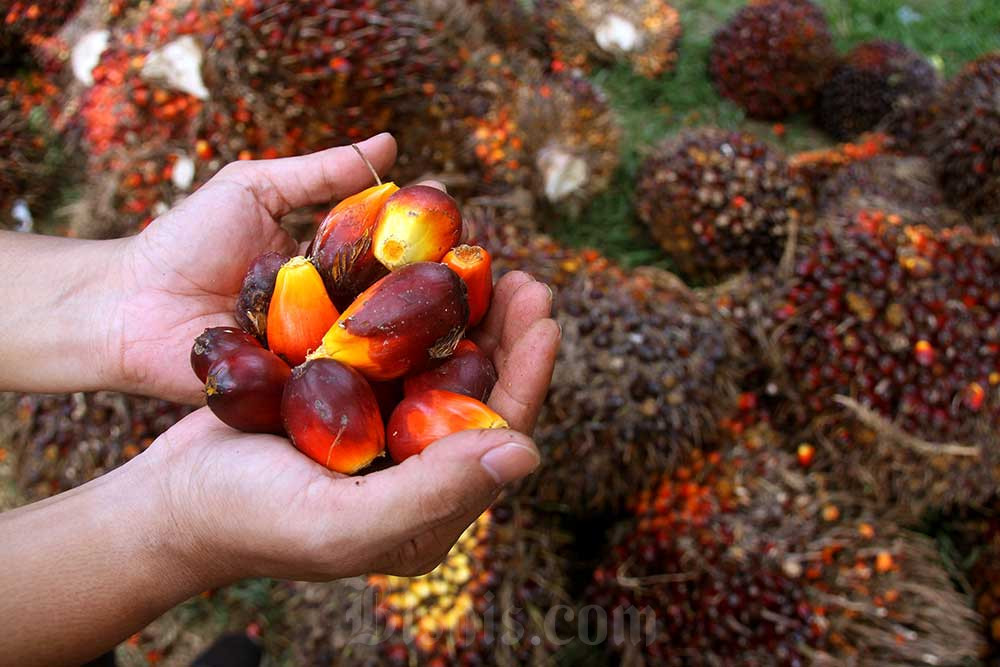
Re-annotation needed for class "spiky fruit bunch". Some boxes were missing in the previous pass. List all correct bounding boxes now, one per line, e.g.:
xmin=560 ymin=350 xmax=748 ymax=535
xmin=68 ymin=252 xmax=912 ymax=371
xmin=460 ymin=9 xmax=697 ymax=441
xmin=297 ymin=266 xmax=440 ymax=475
xmin=776 ymin=208 xmax=1000 ymax=443
xmin=537 ymin=0 xmax=683 ymax=78
xmin=927 ymin=52 xmax=1000 ymax=219
xmin=10 ymin=392 xmax=191 ymax=501
xmin=636 ymin=128 xmax=815 ymax=282
xmin=0 ymin=0 xmax=84 ymax=66
xmin=482 ymin=226 xmax=739 ymax=513
xmin=589 ymin=444 xmax=984 ymax=665
xmin=283 ymin=503 xmax=568 ymax=666
xmin=709 ymin=0 xmax=836 ymax=119
xmin=967 ymin=518 xmax=1000 ymax=659
xmin=0 ymin=75 xmax=62 ymax=230
xmin=222 ymin=0 xmax=450 ymax=148
xmin=817 ymin=40 xmax=939 ymax=141
xmin=817 ymin=155 xmax=951 ymax=220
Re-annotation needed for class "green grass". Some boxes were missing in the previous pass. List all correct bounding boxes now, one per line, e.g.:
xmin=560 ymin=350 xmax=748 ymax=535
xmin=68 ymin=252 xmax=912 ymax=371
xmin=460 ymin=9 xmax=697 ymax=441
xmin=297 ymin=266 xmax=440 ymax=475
xmin=551 ymin=0 xmax=1000 ymax=268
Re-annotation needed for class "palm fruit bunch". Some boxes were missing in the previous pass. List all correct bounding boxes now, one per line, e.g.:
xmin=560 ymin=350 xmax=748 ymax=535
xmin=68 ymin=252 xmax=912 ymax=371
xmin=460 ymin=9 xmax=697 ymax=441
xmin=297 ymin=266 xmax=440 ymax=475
xmin=0 ymin=74 xmax=63 ymax=230
xmin=926 ymin=52 xmax=1000 ymax=220
xmin=816 ymin=40 xmax=939 ymax=141
xmin=635 ymin=128 xmax=815 ymax=283
xmin=788 ymin=131 xmax=891 ymax=195
xmin=817 ymin=155 xmax=951 ymax=221
xmin=281 ymin=503 xmax=568 ymax=666
xmin=966 ymin=516 xmax=1000 ymax=660
xmin=536 ymin=0 xmax=683 ymax=78
xmin=10 ymin=392 xmax=192 ymax=501
xmin=194 ymin=179 xmax=506 ymax=474
xmin=588 ymin=443 xmax=985 ymax=665
xmin=0 ymin=0 xmax=85 ymax=67
xmin=709 ymin=0 xmax=836 ymax=120
xmin=466 ymin=0 xmax=543 ymax=52
xmin=482 ymin=225 xmax=740 ymax=514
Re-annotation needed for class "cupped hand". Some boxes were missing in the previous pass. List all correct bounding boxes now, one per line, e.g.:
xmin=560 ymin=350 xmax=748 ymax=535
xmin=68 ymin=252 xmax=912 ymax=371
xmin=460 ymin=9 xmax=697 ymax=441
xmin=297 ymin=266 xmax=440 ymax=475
xmin=146 ymin=271 xmax=559 ymax=583
xmin=105 ymin=134 xmax=398 ymax=405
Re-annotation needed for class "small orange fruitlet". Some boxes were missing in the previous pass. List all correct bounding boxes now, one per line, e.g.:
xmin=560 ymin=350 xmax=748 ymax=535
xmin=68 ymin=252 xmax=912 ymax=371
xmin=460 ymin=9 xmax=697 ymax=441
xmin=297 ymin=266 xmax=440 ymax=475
xmin=190 ymin=326 xmax=261 ymax=383
xmin=235 ymin=251 xmax=289 ymax=342
xmin=387 ymin=389 xmax=508 ymax=462
xmin=310 ymin=182 xmax=398 ymax=309
xmin=403 ymin=339 xmax=497 ymax=402
xmin=372 ymin=185 xmax=463 ymax=271
xmin=315 ymin=262 xmax=469 ymax=381
xmin=441 ymin=245 xmax=493 ymax=327
xmin=206 ymin=346 xmax=291 ymax=434
xmin=282 ymin=358 xmax=385 ymax=474
xmin=267 ymin=257 xmax=340 ymax=366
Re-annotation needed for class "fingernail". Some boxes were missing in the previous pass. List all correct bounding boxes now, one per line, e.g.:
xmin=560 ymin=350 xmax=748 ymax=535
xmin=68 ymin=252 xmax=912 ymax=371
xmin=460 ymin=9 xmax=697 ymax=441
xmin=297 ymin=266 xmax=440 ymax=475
xmin=480 ymin=443 xmax=540 ymax=485
xmin=544 ymin=283 xmax=554 ymax=302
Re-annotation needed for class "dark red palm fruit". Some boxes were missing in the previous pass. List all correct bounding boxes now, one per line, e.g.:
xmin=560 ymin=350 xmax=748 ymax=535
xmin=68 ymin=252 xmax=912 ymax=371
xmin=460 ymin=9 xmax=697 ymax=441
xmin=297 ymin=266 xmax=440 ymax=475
xmin=372 ymin=186 xmax=463 ymax=271
xmin=309 ymin=183 xmax=398 ymax=310
xmin=205 ymin=347 xmax=292 ymax=434
xmin=316 ymin=262 xmax=469 ymax=381
xmin=235 ymin=251 xmax=289 ymax=343
xmin=441 ymin=245 xmax=493 ymax=327
xmin=403 ymin=340 xmax=497 ymax=402
xmin=190 ymin=327 xmax=262 ymax=383
xmin=387 ymin=390 xmax=508 ymax=463
xmin=282 ymin=358 xmax=385 ymax=474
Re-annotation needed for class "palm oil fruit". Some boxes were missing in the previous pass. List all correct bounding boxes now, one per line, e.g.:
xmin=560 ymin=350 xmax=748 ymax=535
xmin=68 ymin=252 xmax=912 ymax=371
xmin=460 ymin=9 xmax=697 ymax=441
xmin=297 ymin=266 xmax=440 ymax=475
xmin=314 ymin=262 xmax=469 ymax=381
xmin=310 ymin=182 xmax=399 ymax=309
xmin=267 ymin=256 xmax=340 ymax=366
xmin=442 ymin=245 xmax=493 ymax=327
xmin=387 ymin=390 xmax=509 ymax=463
xmin=235 ymin=251 xmax=289 ymax=342
xmin=403 ymin=340 xmax=497 ymax=402
xmin=205 ymin=346 xmax=292 ymax=434
xmin=190 ymin=326 xmax=262 ymax=383
xmin=282 ymin=358 xmax=385 ymax=474
xmin=372 ymin=185 xmax=463 ymax=271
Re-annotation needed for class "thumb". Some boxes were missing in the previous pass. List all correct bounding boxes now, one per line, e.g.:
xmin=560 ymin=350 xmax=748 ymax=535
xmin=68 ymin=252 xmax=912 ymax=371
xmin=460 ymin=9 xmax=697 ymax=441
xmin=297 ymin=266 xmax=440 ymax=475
xmin=338 ymin=429 xmax=540 ymax=575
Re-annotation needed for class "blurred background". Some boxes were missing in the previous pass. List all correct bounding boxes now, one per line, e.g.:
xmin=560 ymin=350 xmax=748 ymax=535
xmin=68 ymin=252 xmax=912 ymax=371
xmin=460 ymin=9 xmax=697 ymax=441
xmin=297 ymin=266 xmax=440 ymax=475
xmin=1 ymin=0 xmax=1000 ymax=665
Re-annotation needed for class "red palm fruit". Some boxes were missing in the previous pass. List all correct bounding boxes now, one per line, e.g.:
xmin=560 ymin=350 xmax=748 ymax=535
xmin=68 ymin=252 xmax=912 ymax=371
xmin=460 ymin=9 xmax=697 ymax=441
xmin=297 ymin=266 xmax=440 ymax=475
xmin=205 ymin=347 xmax=291 ymax=434
xmin=190 ymin=327 xmax=261 ymax=383
xmin=388 ymin=390 xmax=508 ymax=462
xmin=282 ymin=358 xmax=385 ymax=474
xmin=372 ymin=186 xmax=463 ymax=271
xmin=316 ymin=262 xmax=469 ymax=381
xmin=441 ymin=245 xmax=493 ymax=327
xmin=235 ymin=251 xmax=288 ymax=342
xmin=370 ymin=379 xmax=404 ymax=422
xmin=267 ymin=257 xmax=340 ymax=366
xmin=310 ymin=182 xmax=399 ymax=309
xmin=403 ymin=340 xmax=497 ymax=402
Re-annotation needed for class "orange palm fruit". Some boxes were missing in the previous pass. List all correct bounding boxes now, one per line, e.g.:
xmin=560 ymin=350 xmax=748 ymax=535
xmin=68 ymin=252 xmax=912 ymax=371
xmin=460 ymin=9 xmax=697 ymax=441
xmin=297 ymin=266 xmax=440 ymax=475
xmin=372 ymin=185 xmax=463 ymax=271
xmin=403 ymin=339 xmax=497 ymax=402
xmin=235 ymin=251 xmax=289 ymax=342
xmin=441 ymin=245 xmax=493 ymax=327
xmin=206 ymin=346 xmax=291 ymax=434
xmin=314 ymin=262 xmax=469 ymax=381
xmin=267 ymin=257 xmax=340 ymax=366
xmin=387 ymin=390 xmax=508 ymax=463
xmin=282 ymin=358 xmax=385 ymax=474
xmin=310 ymin=182 xmax=398 ymax=309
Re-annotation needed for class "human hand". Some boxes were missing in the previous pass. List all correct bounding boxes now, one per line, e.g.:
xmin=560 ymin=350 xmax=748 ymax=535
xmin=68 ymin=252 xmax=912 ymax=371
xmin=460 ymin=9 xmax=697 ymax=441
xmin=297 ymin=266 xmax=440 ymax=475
xmin=143 ymin=271 xmax=559 ymax=582
xmin=103 ymin=134 xmax=398 ymax=405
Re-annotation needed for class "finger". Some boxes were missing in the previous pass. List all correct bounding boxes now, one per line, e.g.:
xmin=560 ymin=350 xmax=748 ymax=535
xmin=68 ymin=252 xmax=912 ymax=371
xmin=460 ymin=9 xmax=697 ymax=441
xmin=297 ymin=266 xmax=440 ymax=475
xmin=214 ymin=133 xmax=398 ymax=218
xmin=470 ymin=271 xmax=535 ymax=356
xmin=489 ymin=318 xmax=560 ymax=433
xmin=495 ymin=280 xmax=553 ymax=369
xmin=333 ymin=428 xmax=539 ymax=573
